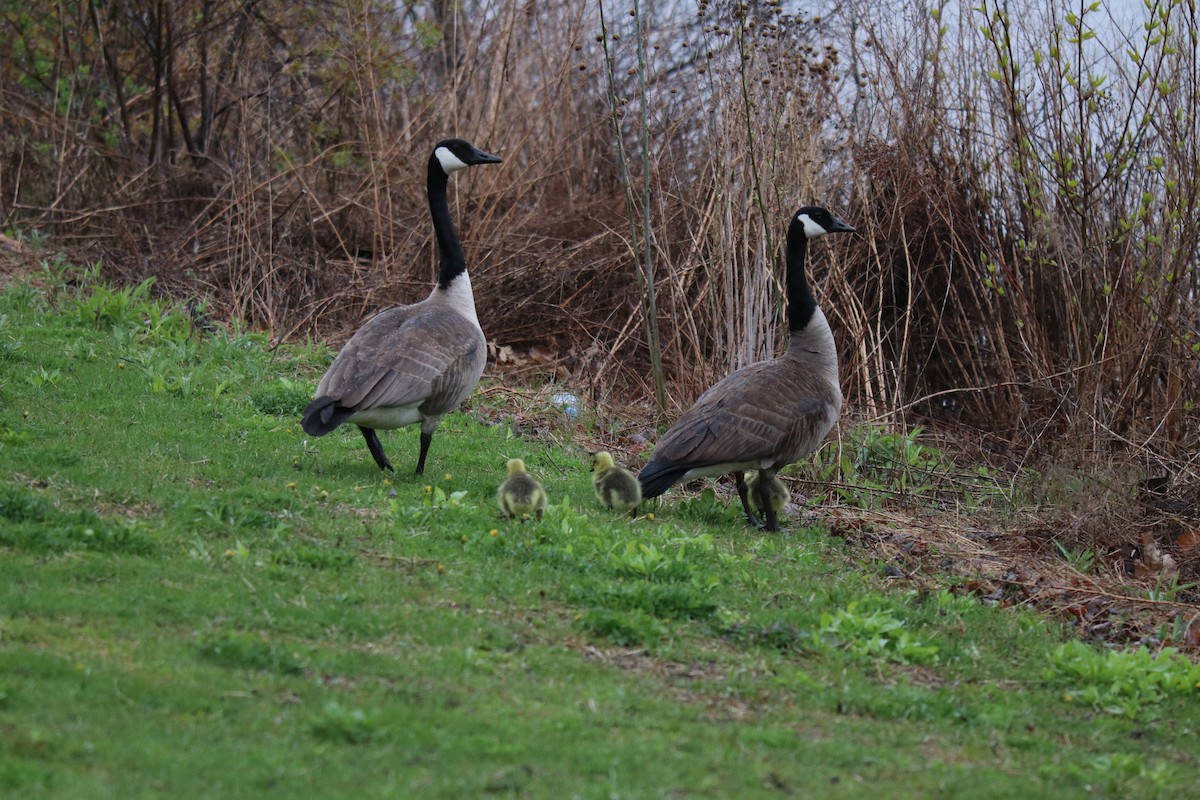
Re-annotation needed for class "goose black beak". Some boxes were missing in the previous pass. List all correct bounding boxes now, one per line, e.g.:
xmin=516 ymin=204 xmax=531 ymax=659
xmin=828 ymin=215 xmax=856 ymax=234
xmin=470 ymin=147 xmax=504 ymax=165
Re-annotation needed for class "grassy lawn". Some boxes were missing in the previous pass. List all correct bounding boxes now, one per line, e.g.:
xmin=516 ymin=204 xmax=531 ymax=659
xmin=1 ymin=269 xmax=1197 ymax=799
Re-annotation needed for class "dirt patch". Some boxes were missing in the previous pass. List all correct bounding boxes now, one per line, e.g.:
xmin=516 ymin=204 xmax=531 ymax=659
xmin=576 ymin=642 xmax=759 ymax=722
xmin=825 ymin=504 xmax=1200 ymax=653
xmin=0 ymin=235 xmax=43 ymax=284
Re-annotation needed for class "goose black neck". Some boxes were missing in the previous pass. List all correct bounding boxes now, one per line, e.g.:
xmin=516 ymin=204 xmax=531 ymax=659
xmin=785 ymin=220 xmax=817 ymax=331
xmin=428 ymin=157 xmax=465 ymax=290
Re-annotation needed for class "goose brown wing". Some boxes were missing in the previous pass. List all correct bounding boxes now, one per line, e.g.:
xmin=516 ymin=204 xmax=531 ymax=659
xmin=650 ymin=361 xmax=836 ymax=471
xmin=315 ymin=305 xmax=485 ymax=414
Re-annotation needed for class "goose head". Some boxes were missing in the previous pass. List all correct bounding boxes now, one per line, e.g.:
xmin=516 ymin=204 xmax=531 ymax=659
xmin=592 ymin=452 xmax=617 ymax=472
xmin=793 ymin=206 xmax=856 ymax=240
xmin=434 ymin=138 xmax=504 ymax=175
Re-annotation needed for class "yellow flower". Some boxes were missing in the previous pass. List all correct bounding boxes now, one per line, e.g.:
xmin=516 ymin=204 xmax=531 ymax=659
xmin=647 ymin=512 xmax=655 ymax=521
xmin=490 ymin=529 xmax=500 ymax=537
xmin=443 ymin=473 xmax=453 ymax=482
xmin=223 ymin=549 xmax=236 ymax=558
xmin=287 ymin=481 xmax=297 ymax=489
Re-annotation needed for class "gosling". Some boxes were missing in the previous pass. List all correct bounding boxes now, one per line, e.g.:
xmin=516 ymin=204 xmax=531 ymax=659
xmin=745 ymin=471 xmax=789 ymax=519
xmin=592 ymin=451 xmax=642 ymax=517
xmin=496 ymin=458 xmax=548 ymax=521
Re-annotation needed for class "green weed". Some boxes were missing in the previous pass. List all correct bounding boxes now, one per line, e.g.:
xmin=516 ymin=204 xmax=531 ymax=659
xmin=721 ymin=619 xmax=812 ymax=653
xmin=606 ymin=540 xmax=695 ymax=582
xmin=816 ymin=601 xmax=940 ymax=665
xmin=272 ymin=543 xmax=356 ymax=570
xmin=1143 ymin=572 xmax=1198 ymax=603
xmin=311 ymin=702 xmax=383 ymax=744
xmin=70 ymin=276 xmax=193 ymax=343
xmin=1046 ymin=640 xmax=1200 ymax=718
xmin=1046 ymin=752 xmax=1186 ymax=799
xmin=25 ymin=365 xmax=61 ymax=388
xmin=672 ymin=486 xmax=739 ymax=523
xmin=811 ymin=424 xmax=1001 ymax=510
xmin=1054 ymin=540 xmax=1099 ymax=574
xmin=249 ymin=376 xmax=313 ymax=417
xmin=0 ymin=485 xmax=154 ymax=554
xmin=197 ymin=630 xmax=306 ymax=676
xmin=577 ymin=608 xmax=668 ymax=646
xmin=391 ymin=483 xmax=472 ymax=527
xmin=571 ymin=580 xmax=720 ymax=621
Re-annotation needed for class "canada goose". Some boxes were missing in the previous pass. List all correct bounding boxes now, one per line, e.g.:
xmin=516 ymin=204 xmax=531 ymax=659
xmin=591 ymin=451 xmax=642 ymax=516
xmin=745 ymin=471 xmax=789 ymax=517
xmin=496 ymin=458 xmax=548 ymax=520
xmin=300 ymin=138 xmax=503 ymax=474
xmin=637 ymin=206 xmax=855 ymax=531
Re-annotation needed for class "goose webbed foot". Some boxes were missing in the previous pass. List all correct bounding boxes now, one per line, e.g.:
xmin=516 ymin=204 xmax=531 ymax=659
xmin=361 ymin=427 xmax=395 ymax=472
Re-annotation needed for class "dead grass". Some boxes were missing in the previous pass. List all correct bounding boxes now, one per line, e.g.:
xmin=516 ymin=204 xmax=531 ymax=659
xmin=0 ymin=235 xmax=42 ymax=284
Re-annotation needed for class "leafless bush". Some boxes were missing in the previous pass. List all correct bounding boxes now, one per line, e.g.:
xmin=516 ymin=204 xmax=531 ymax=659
xmin=2 ymin=0 xmax=1198 ymax=479
xmin=838 ymin=0 xmax=1200 ymax=476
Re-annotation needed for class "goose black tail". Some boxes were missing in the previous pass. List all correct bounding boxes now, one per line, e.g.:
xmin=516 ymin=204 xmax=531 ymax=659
xmin=301 ymin=396 xmax=356 ymax=436
xmin=637 ymin=465 xmax=689 ymax=500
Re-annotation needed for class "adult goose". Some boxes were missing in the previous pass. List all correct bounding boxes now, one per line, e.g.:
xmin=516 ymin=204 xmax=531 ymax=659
xmin=637 ymin=206 xmax=855 ymax=531
xmin=301 ymin=138 xmax=502 ymax=474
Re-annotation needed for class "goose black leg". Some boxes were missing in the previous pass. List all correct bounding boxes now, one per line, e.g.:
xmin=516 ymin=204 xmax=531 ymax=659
xmin=360 ymin=427 xmax=394 ymax=472
xmin=734 ymin=471 xmax=762 ymax=529
xmin=415 ymin=431 xmax=434 ymax=476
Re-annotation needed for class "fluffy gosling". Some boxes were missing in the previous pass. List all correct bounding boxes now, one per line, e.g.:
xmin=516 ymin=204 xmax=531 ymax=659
xmin=592 ymin=451 xmax=642 ymax=516
xmin=496 ymin=458 xmax=547 ymax=521
xmin=746 ymin=471 xmax=789 ymax=522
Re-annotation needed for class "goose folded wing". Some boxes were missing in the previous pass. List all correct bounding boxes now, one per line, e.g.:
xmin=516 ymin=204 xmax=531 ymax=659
xmin=657 ymin=387 xmax=830 ymax=471
xmin=318 ymin=307 xmax=484 ymax=412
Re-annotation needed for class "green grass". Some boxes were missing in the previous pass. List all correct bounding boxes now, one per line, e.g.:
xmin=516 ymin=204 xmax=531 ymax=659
xmin=0 ymin=270 xmax=1197 ymax=799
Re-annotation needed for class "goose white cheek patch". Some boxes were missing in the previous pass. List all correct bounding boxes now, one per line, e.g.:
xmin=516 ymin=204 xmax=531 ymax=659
xmin=797 ymin=213 xmax=827 ymax=239
xmin=435 ymin=146 xmax=469 ymax=173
